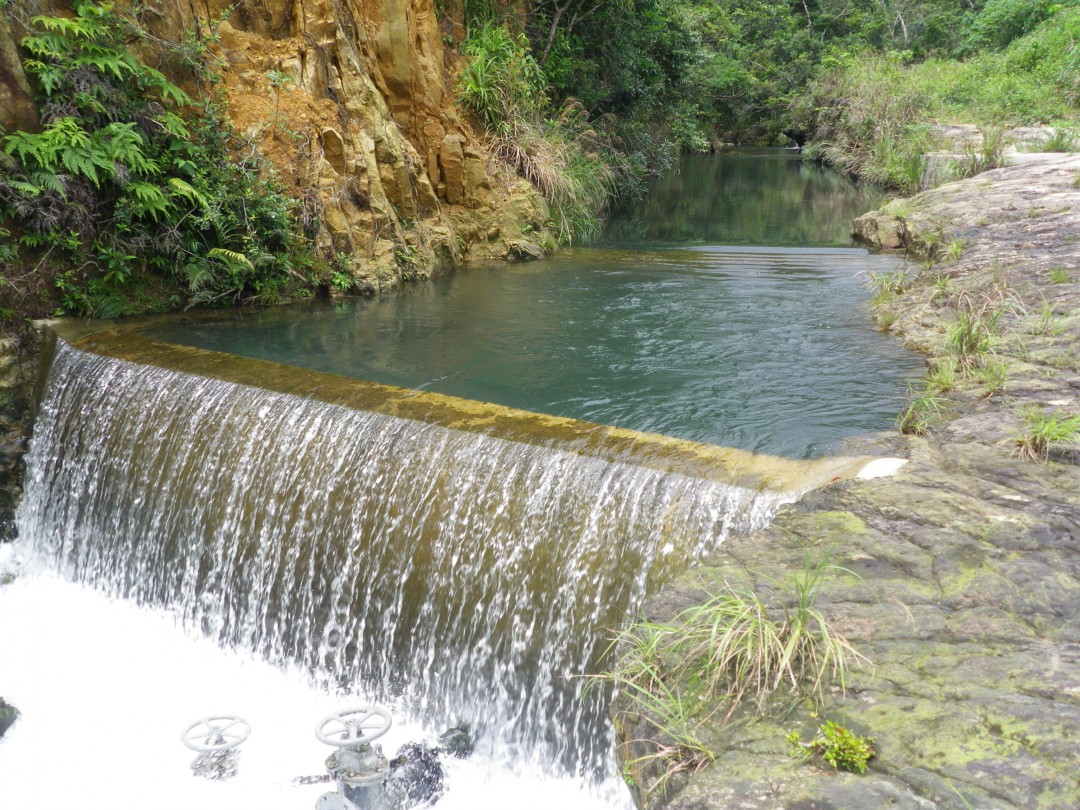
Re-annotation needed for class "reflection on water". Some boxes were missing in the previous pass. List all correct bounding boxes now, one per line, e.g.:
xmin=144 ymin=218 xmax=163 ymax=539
xmin=602 ymin=148 xmax=887 ymax=246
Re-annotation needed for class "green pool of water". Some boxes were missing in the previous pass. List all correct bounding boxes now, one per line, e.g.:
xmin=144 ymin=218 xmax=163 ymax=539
xmin=147 ymin=150 xmax=922 ymax=459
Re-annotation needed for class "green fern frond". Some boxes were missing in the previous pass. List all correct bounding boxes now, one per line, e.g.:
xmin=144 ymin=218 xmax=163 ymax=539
xmin=29 ymin=13 xmax=95 ymax=40
xmin=154 ymin=112 xmax=190 ymax=140
xmin=30 ymin=171 xmax=65 ymax=195
xmin=125 ymin=181 xmax=172 ymax=220
xmin=167 ymin=177 xmax=210 ymax=210
xmin=99 ymin=122 xmax=158 ymax=175
xmin=208 ymin=247 xmax=255 ymax=270
xmin=7 ymin=180 xmax=44 ymax=197
xmin=182 ymin=260 xmax=218 ymax=291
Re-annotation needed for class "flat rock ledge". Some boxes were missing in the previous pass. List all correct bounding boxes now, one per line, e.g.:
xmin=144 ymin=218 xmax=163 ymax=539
xmin=617 ymin=155 xmax=1080 ymax=809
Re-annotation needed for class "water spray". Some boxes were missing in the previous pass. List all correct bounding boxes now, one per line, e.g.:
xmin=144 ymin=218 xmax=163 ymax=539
xmin=180 ymin=715 xmax=251 ymax=780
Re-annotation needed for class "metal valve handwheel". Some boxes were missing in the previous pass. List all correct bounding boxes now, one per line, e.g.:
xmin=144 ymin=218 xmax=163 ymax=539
xmin=181 ymin=715 xmax=252 ymax=752
xmin=316 ymin=707 xmax=392 ymax=747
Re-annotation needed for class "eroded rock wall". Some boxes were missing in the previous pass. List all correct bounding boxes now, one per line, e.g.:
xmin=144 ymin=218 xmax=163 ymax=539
xmin=160 ymin=0 xmax=549 ymax=290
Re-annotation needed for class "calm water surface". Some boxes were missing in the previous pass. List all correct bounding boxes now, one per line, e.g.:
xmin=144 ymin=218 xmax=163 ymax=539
xmin=148 ymin=150 xmax=922 ymax=459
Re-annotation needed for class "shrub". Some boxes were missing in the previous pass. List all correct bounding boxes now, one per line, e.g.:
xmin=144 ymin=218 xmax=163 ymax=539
xmin=0 ymin=1 xmax=311 ymax=320
xmin=787 ymin=721 xmax=876 ymax=773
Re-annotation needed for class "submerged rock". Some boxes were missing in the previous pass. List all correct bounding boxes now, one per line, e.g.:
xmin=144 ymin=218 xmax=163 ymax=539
xmin=387 ymin=742 xmax=444 ymax=806
xmin=437 ymin=722 xmax=474 ymax=759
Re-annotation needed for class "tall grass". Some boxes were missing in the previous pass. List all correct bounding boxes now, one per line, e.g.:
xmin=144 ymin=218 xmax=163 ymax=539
xmin=459 ymin=24 xmax=617 ymax=242
xmin=591 ymin=558 xmax=869 ymax=795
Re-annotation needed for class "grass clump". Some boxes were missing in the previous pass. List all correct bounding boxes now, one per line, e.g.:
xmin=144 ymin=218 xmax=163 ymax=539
xmin=897 ymin=383 xmax=946 ymax=435
xmin=1028 ymin=302 xmax=1064 ymax=336
xmin=787 ymin=720 xmax=876 ymax=773
xmin=952 ymin=127 xmax=1010 ymax=180
xmin=926 ymin=358 xmax=958 ymax=393
xmin=973 ymin=357 xmax=1008 ymax=397
xmin=866 ymin=267 xmax=912 ymax=300
xmin=944 ymin=307 xmax=1001 ymax=369
xmin=1049 ymin=268 xmax=1070 ymax=284
xmin=459 ymin=23 xmax=617 ymax=243
xmin=1010 ymin=406 xmax=1080 ymax=462
xmin=593 ymin=559 xmax=869 ymax=795
xmin=1043 ymin=127 xmax=1078 ymax=153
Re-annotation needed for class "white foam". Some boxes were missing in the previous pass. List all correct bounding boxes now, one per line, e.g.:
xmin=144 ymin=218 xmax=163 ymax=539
xmin=0 ymin=573 xmax=632 ymax=810
xmin=855 ymin=457 xmax=908 ymax=480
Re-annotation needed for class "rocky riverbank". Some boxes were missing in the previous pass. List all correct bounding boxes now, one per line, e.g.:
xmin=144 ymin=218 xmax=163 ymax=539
xmin=617 ymin=155 xmax=1080 ymax=809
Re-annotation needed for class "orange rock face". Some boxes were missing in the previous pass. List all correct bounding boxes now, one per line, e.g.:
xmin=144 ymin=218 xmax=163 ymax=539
xmin=0 ymin=0 xmax=550 ymax=291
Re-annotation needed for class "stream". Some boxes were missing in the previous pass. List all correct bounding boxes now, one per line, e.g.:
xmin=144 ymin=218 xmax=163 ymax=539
xmin=0 ymin=149 xmax=919 ymax=809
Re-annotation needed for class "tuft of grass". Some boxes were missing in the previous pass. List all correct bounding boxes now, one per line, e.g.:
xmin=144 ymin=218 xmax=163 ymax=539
xmin=944 ymin=307 xmax=1001 ymax=369
xmin=897 ymin=383 xmax=946 ymax=435
xmin=1049 ymin=267 xmax=1070 ymax=284
xmin=864 ymin=267 xmax=907 ymax=295
xmin=973 ymin=357 xmax=1007 ymax=398
xmin=866 ymin=267 xmax=912 ymax=304
xmin=1009 ymin=407 xmax=1080 ymax=462
xmin=592 ymin=559 xmax=869 ymax=795
xmin=926 ymin=358 xmax=958 ymax=393
xmin=952 ymin=126 xmax=1009 ymax=179
xmin=944 ymin=239 xmax=966 ymax=262
xmin=1028 ymin=302 xmax=1064 ymax=336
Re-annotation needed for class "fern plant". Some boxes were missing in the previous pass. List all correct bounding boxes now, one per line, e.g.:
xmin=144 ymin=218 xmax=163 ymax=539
xmin=0 ymin=0 xmax=310 ymax=320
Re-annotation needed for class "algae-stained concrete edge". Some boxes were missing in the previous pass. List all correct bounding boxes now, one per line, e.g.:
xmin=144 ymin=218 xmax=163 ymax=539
xmin=621 ymin=156 xmax=1080 ymax=809
xmin=53 ymin=323 xmax=893 ymax=495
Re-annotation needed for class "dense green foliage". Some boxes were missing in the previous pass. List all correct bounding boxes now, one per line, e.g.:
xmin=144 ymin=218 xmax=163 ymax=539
xmin=0 ymin=1 xmax=312 ymax=322
xmin=458 ymin=20 xmax=619 ymax=241
xmin=800 ymin=6 xmax=1080 ymax=190
xmin=455 ymin=0 xmax=1080 ymax=205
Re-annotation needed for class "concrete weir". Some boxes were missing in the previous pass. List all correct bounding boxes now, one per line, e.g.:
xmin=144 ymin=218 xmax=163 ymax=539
xmin=59 ymin=322 xmax=903 ymax=496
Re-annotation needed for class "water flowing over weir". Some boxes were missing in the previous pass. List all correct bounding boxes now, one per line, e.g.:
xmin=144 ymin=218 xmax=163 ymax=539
xmin=24 ymin=344 xmax=745 ymax=772
xmin=19 ymin=334 xmax=878 ymax=782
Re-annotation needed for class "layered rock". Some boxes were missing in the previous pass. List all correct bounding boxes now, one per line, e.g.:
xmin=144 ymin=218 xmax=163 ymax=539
xmin=176 ymin=0 xmax=549 ymax=289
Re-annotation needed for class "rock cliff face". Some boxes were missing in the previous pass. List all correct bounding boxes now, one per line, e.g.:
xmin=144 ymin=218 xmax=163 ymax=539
xmin=180 ymin=0 xmax=550 ymax=289
xmin=1 ymin=0 xmax=550 ymax=292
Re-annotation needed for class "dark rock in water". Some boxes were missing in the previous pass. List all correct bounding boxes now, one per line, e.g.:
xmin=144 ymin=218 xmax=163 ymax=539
xmin=388 ymin=742 xmax=444 ymax=806
xmin=0 ymin=697 xmax=19 ymax=738
xmin=506 ymin=239 xmax=544 ymax=261
xmin=438 ymin=722 xmax=474 ymax=759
